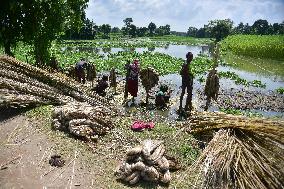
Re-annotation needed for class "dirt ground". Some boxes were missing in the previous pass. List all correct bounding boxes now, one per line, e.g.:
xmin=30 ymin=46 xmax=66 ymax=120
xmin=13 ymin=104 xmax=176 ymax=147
xmin=0 ymin=107 xmax=200 ymax=189
xmin=0 ymin=112 xmax=102 ymax=189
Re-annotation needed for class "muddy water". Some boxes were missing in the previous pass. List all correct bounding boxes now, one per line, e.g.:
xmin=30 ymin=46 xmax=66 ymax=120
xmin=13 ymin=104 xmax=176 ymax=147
xmin=87 ymin=45 xmax=284 ymax=119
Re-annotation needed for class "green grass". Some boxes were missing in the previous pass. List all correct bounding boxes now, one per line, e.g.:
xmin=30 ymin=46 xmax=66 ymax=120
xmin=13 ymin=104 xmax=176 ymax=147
xmin=276 ymin=87 xmax=284 ymax=94
xmin=220 ymin=108 xmax=263 ymax=117
xmin=218 ymin=71 xmax=266 ymax=88
xmin=221 ymin=34 xmax=284 ymax=60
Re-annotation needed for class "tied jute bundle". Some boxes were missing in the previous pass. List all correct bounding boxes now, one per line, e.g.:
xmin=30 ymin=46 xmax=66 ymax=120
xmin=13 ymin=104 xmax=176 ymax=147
xmin=185 ymin=112 xmax=284 ymax=189
xmin=140 ymin=68 xmax=159 ymax=104
xmin=0 ymin=55 xmax=114 ymax=111
xmin=204 ymin=69 xmax=219 ymax=100
xmin=115 ymin=139 xmax=176 ymax=185
xmin=52 ymin=102 xmax=113 ymax=142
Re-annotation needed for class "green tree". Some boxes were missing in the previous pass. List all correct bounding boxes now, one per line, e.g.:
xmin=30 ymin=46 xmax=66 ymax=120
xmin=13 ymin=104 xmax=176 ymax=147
xmin=243 ymin=23 xmax=251 ymax=34
xmin=233 ymin=22 xmax=245 ymax=34
xmin=123 ymin=18 xmax=133 ymax=27
xmin=128 ymin=24 xmax=137 ymax=37
xmin=187 ymin=27 xmax=198 ymax=37
xmin=252 ymin=19 xmax=269 ymax=35
xmin=122 ymin=17 xmax=133 ymax=36
xmin=206 ymin=19 xmax=233 ymax=42
xmin=0 ymin=0 xmax=88 ymax=64
xmin=100 ymin=24 xmax=111 ymax=38
xmin=272 ymin=23 xmax=280 ymax=34
xmin=148 ymin=22 xmax=156 ymax=36
xmin=79 ymin=18 xmax=96 ymax=39
xmin=137 ymin=27 xmax=148 ymax=37
xmin=196 ymin=28 xmax=206 ymax=38
xmin=279 ymin=21 xmax=284 ymax=34
xmin=164 ymin=24 xmax=171 ymax=35
xmin=0 ymin=1 xmax=23 ymax=56
xmin=111 ymin=27 xmax=121 ymax=33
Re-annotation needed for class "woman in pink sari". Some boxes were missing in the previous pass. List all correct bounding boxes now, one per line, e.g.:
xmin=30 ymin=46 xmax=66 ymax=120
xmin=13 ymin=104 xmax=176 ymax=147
xmin=126 ymin=59 xmax=140 ymax=102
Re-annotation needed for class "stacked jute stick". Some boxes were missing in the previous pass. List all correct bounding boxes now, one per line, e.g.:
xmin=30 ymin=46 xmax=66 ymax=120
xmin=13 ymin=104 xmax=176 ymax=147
xmin=0 ymin=55 xmax=114 ymax=111
xmin=184 ymin=111 xmax=284 ymax=189
xmin=0 ymin=55 xmax=115 ymax=142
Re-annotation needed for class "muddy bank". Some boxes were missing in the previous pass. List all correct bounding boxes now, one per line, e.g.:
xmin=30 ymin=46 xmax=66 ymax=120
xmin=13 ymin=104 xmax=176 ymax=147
xmin=197 ymin=88 xmax=284 ymax=112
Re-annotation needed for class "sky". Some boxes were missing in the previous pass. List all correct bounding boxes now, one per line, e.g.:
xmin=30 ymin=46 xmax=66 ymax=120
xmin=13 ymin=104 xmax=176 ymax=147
xmin=86 ymin=0 xmax=284 ymax=32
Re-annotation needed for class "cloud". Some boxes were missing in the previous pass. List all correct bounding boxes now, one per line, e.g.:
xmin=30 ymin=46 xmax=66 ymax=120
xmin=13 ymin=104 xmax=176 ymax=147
xmin=86 ymin=0 xmax=284 ymax=32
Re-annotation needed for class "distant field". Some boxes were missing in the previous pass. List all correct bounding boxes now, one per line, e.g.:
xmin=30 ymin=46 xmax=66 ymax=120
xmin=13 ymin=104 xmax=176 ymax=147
xmin=221 ymin=35 xmax=284 ymax=60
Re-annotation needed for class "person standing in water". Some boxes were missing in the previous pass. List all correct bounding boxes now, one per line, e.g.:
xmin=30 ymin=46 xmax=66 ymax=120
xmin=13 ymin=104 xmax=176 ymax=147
xmin=126 ymin=59 xmax=140 ymax=103
xmin=179 ymin=52 xmax=194 ymax=113
xmin=75 ymin=58 xmax=88 ymax=84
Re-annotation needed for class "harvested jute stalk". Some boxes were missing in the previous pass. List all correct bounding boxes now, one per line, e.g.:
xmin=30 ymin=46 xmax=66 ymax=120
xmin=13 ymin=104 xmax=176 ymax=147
xmin=52 ymin=102 xmax=113 ymax=142
xmin=184 ymin=112 xmax=284 ymax=189
xmin=115 ymin=139 xmax=176 ymax=185
xmin=0 ymin=55 xmax=116 ymax=112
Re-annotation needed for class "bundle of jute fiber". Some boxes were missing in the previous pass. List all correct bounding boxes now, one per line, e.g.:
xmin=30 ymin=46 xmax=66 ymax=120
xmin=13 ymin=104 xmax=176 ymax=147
xmin=115 ymin=139 xmax=174 ymax=185
xmin=185 ymin=111 xmax=284 ymax=145
xmin=204 ymin=68 xmax=219 ymax=100
xmin=52 ymin=102 xmax=114 ymax=142
xmin=184 ymin=112 xmax=284 ymax=189
xmin=140 ymin=67 xmax=159 ymax=104
xmin=0 ymin=55 xmax=114 ymax=111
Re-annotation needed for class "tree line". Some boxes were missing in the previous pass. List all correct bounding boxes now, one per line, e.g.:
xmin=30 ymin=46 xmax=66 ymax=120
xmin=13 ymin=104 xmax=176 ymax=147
xmin=187 ymin=19 xmax=284 ymax=41
xmin=1 ymin=0 xmax=283 ymax=65
xmin=62 ymin=17 xmax=171 ymax=40
xmin=63 ymin=17 xmax=284 ymax=42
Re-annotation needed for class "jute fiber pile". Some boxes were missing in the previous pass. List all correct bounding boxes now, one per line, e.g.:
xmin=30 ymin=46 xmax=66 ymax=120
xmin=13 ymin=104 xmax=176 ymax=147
xmin=0 ymin=55 xmax=113 ymax=110
xmin=52 ymin=102 xmax=113 ymax=142
xmin=185 ymin=111 xmax=284 ymax=189
xmin=115 ymin=139 xmax=175 ymax=185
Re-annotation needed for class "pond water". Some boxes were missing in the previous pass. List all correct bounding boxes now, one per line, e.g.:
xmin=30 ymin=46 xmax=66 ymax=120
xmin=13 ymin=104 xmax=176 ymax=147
xmin=68 ymin=44 xmax=210 ymax=58
xmin=69 ymin=44 xmax=284 ymax=118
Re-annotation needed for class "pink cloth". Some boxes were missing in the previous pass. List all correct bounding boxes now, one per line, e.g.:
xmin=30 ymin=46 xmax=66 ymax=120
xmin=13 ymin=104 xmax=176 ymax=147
xmin=131 ymin=121 xmax=155 ymax=131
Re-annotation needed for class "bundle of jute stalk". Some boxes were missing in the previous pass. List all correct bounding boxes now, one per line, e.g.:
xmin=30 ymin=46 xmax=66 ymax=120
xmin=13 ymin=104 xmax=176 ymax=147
xmin=185 ymin=111 xmax=284 ymax=189
xmin=115 ymin=139 xmax=178 ymax=185
xmin=140 ymin=67 xmax=159 ymax=104
xmin=52 ymin=102 xmax=113 ymax=142
xmin=0 ymin=55 xmax=114 ymax=111
xmin=186 ymin=111 xmax=284 ymax=145
xmin=0 ymin=89 xmax=52 ymax=108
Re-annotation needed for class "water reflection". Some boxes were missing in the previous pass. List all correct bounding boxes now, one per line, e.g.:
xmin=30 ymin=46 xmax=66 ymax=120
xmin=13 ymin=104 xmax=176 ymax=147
xmin=63 ymin=44 xmax=210 ymax=58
